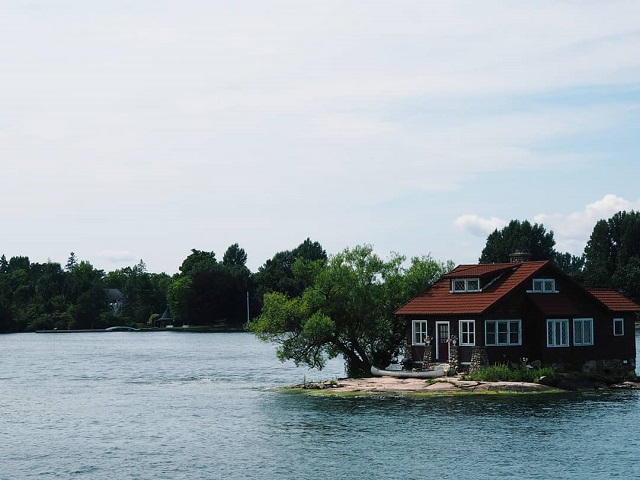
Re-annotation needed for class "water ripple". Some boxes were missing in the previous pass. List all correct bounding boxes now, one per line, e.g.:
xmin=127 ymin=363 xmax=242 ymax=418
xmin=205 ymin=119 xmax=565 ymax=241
xmin=1 ymin=331 xmax=639 ymax=479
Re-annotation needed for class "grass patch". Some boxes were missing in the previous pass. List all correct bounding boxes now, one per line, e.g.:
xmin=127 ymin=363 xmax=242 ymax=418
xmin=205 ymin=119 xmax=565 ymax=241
xmin=463 ymin=363 xmax=555 ymax=383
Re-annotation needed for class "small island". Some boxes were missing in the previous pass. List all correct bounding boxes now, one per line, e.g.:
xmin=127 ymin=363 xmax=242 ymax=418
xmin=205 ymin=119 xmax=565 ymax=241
xmin=288 ymin=372 xmax=640 ymax=396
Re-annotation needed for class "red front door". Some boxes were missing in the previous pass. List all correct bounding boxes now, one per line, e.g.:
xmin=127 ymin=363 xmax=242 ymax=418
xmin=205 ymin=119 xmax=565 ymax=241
xmin=436 ymin=322 xmax=450 ymax=361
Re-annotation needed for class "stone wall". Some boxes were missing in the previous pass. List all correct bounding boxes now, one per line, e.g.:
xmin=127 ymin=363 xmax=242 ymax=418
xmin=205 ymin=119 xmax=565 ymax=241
xmin=601 ymin=358 xmax=636 ymax=374
xmin=449 ymin=345 xmax=459 ymax=372
xmin=469 ymin=346 xmax=489 ymax=373
xmin=404 ymin=343 xmax=413 ymax=366
xmin=422 ymin=345 xmax=433 ymax=370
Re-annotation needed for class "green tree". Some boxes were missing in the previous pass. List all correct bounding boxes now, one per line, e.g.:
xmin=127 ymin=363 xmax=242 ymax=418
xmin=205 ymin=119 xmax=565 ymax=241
xmin=166 ymin=276 xmax=192 ymax=324
xmin=26 ymin=261 xmax=68 ymax=331
xmin=64 ymin=261 xmax=105 ymax=329
xmin=104 ymin=262 xmax=171 ymax=325
xmin=0 ymin=274 xmax=13 ymax=332
xmin=248 ymin=245 xmax=452 ymax=377
xmin=611 ymin=257 xmax=640 ymax=304
xmin=583 ymin=210 xmax=640 ymax=302
xmin=553 ymin=252 xmax=585 ymax=280
xmin=479 ymin=220 xmax=556 ymax=263
xmin=65 ymin=252 xmax=78 ymax=271
xmin=222 ymin=243 xmax=248 ymax=267
xmin=254 ymin=238 xmax=327 ymax=300
xmin=179 ymin=249 xmax=217 ymax=275
xmin=0 ymin=255 xmax=8 ymax=274
xmin=583 ymin=219 xmax=616 ymax=287
xmin=4 ymin=256 xmax=33 ymax=331
xmin=168 ymin=247 xmax=252 ymax=327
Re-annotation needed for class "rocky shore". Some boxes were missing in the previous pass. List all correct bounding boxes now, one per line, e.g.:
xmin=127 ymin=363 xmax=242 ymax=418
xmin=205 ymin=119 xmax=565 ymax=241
xmin=289 ymin=374 xmax=640 ymax=395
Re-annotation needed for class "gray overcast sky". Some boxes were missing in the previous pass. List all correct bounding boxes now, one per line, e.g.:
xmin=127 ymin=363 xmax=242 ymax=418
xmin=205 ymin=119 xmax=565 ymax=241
xmin=1 ymin=1 xmax=639 ymax=273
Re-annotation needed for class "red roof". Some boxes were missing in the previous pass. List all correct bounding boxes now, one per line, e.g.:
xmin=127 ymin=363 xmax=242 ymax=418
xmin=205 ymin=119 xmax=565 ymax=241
xmin=396 ymin=261 xmax=549 ymax=315
xmin=442 ymin=263 xmax=516 ymax=278
xmin=396 ymin=260 xmax=640 ymax=316
xmin=588 ymin=289 xmax=640 ymax=312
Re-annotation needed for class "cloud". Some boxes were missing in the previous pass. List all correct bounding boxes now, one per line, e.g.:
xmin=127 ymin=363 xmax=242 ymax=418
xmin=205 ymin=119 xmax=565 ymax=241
xmin=454 ymin=215 xmax=507 ymax=237
xmin=1 ymin=2 xmax=639 ymax=274
xmin=305 ymin=113 xmax=397 ymax=139
xmin=535 ymin=194 xmax=640 ymax=255
xmin=97 ymin=250 xmax=138 ymax=265
xmin=455 ymin=195 xmax=640 ymax=258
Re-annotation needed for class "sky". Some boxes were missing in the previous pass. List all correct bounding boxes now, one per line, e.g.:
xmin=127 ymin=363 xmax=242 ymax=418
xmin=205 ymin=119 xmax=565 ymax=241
xmin=1 ymin=1 xmax=639 ymax=274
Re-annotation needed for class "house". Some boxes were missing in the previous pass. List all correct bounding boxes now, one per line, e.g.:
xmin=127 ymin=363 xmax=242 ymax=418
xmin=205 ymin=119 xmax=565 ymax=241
xmin=105 ymin=289 xmax=124 ymax=315
xmin=153 ymin=307 xmax=173 ymax=328
xmin=395 ymin=258 xmax=639 ymax=373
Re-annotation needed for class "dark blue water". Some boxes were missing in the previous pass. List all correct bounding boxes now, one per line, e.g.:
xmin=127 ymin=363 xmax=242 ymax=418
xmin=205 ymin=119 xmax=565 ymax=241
xmin=1 ymin=331 xmax=639 ymax=479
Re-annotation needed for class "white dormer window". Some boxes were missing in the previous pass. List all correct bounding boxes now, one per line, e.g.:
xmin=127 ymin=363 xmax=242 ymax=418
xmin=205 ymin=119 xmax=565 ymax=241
xmin=531 ymin=278 xmax=557 ymax=293
xmin=452 ymin=278 xmax=480 ymax=293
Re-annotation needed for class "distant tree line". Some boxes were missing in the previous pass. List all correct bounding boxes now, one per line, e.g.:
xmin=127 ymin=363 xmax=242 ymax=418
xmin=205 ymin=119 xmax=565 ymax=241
xmin=0 ymin=238 xmax=326 ymax=333
xmin=2 ymin=211 xmax=639 ymax=337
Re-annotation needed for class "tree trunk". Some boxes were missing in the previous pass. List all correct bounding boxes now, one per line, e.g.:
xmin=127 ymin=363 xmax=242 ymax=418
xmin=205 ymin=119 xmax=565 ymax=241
xmin=332 ymin=338 xmax=371 ymax=377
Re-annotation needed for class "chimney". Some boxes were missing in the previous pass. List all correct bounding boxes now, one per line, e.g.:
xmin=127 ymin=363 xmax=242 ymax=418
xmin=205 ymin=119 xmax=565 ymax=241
xmin=509 ymin=251 xmax=531 ymax=263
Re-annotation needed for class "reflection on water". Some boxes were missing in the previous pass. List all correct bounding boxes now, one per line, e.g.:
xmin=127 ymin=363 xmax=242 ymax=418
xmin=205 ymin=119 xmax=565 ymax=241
xmin=1 ymin=330 xmax=639 ymax=479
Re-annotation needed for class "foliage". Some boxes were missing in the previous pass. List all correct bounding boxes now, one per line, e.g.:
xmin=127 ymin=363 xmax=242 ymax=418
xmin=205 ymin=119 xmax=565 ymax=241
xmin=479 ymin=220 xmax=556 ymax=263
xmin=464 ymin=363 xmax=555 ymax=383
xmin=65 ymin=252 xmax=78 ymax=271
xmin=166 ymin=276 xmax=193 ymax=324
xmin=248 ymin=245 xmax=452 ymax=377
xmin=104 ymin=261 xmax=171 ymax=325
xmin=179 ymin=249 xmax=217 ymax=275
xmin=611 ymin=257 xmax=640 ymax=304
xmin=582 ymin=211 xmax=640 ymax=302
xmin=553 ymin=252 xmax=585 ymax=279
xmin=167 ymin=244 xmax=253 ymax=327
xmin=0 ymin=253 xmax=171 ymax=332
xmin=223 ymin=243 xmax=248 ymax=267
xmin=253 ymin=238 xmax=327 ymax=300
xmin=0 ymin=255 xmax=108 ymax=331
xmin=64 ymin=261 xmax=106 ymax=329
xmin=3 ymin=210 xmax=639 ymax=334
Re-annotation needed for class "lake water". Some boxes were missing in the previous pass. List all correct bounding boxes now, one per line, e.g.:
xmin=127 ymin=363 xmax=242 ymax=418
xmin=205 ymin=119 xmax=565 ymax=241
xmin=1 ymin=331 xmax=639 ymax=479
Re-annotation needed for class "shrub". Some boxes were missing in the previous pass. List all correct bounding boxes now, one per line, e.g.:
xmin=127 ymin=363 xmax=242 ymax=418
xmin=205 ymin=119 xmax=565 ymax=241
xmin=464 ymin=363 xmax=555 ymax=383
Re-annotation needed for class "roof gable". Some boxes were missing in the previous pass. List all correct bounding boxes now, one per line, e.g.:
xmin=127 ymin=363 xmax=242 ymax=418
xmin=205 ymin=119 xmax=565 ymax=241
xmin=396 ymin=261 xmax=549 ymax=315
xmin=396 ymin=260 xmax=640 ymax=316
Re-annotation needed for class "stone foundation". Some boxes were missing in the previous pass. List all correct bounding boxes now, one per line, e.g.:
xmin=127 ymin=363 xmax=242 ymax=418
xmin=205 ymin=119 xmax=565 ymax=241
xmin=403 ymin=343 xmax=414 ymax=368
xmin=469 ymin=346 xmax=489 ymax=373
xmin=422 ymin=345 xmax=433 ymax=370
xmin=449 ymin=344 xmax=459 ymax=372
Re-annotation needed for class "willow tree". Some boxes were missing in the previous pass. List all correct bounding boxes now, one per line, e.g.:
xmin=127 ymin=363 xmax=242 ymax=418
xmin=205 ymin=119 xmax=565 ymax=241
xmin=247 ymin=245 xmax=453 ymax=377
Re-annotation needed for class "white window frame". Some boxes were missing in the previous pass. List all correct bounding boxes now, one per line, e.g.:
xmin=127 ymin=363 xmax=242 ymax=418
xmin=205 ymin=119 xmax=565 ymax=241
xmin=485 ymin=320 xmax=521 ymax=346
xmin=573 ymin=318 xmax=594 ymax=346
xmin=613 ymin=318 xmax=624 ymax=336
xmin=412 ymin=320 xmax=428 ymax=345
xmin=547 ymin=319 xmax=569 ymax=347
xmin=451 ymin=278 xmax=481 ymax=293
xmin=459 ymin=320 xmax=476 ymax=346
xmin=530 ymin=278 xmax=557 ymax=293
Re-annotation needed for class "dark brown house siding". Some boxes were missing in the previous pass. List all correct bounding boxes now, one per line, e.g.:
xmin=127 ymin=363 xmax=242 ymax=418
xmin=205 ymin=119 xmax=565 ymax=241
xmin=398 ymin=260 xmax=639 ymax=373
